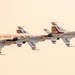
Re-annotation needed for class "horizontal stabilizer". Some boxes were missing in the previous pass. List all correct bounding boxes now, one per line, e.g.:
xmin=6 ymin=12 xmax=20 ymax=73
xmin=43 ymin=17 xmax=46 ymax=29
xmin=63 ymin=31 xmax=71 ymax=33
xmin=62 ymin=38 xmax=70 ymax=46
xmin=44 ymin=29 xmax=50 ymax=34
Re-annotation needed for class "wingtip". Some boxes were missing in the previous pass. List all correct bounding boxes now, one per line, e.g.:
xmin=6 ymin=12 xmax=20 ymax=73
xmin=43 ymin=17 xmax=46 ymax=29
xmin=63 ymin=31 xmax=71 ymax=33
xmin=17 ymin=26 xmax=25 ymax=28
xmin=51 ymin=22 xmax=58 ymax=25
xmin=44 ymin=29 xmax=47 ymax=31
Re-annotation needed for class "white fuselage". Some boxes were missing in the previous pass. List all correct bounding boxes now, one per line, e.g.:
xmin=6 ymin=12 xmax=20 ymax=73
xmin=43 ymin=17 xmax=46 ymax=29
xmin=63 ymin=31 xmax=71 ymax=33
xmin=0 ymin=33 xmax=51 ymax=45
xmin=52 ymin=31 xmax=75 ymax=38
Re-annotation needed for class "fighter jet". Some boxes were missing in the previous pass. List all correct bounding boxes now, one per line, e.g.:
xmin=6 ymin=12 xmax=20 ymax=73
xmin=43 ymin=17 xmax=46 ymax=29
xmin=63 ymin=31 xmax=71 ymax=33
xmin=16 ymin=26 xmax=51 ymax=49
xmin=44 ymin=22 xmax=75 ymax=47
xmin=0 ymin=26 xmax=51 ymax=55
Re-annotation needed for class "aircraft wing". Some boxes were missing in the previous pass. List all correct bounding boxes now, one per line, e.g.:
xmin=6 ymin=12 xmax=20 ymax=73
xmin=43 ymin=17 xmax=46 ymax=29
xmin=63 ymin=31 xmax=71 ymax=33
xmin=27 ymin=40 xmax=39 ymax=50
xmin=62 ymin=38 xmax=70 ymax=46
xmin=0 ymin=40 xmax=8 ymax=55
xmin=0 ymin=43 xmax=5 ymax=49
xmin=0 ymin=45 xmax=5 ymax=55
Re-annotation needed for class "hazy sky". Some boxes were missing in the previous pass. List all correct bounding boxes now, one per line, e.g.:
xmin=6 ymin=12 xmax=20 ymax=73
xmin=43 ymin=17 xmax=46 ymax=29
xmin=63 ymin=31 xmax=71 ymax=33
xmin=0 ymin=0 xmax=75 ymax=75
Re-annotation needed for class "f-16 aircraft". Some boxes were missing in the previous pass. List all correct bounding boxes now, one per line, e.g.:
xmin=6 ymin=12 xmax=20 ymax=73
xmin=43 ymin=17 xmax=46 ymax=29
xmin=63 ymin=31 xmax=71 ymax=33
xmin=44 ymin=22 xmax=75 ymax=47
xmin=0 ymin=26 xmax=51 ymax=55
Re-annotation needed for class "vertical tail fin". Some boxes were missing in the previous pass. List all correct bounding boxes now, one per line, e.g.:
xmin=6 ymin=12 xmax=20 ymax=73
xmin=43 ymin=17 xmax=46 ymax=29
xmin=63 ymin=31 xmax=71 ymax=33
xmin=17 ymin=26 xmax=29 ymax=34
xmin=51 ymin=22 xmax=65 ymax=34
